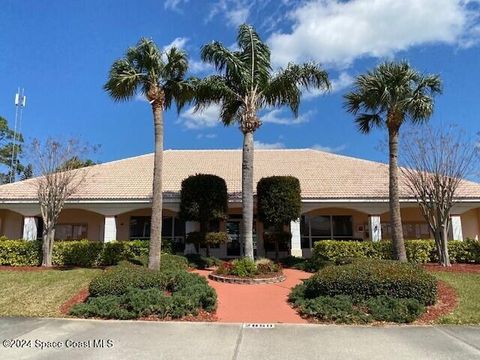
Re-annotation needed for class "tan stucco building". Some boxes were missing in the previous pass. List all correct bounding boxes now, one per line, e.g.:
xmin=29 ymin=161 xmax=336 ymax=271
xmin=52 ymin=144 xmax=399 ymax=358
xmin=1 ymin=149 xmax=480 ymax=258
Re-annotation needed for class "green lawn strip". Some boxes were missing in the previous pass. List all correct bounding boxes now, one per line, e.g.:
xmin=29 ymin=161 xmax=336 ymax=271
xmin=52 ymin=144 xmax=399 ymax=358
xmin=0 ymin=269 xmax=101 ymax=317
xmin=433 ymin=272 xmax=480 ymax=324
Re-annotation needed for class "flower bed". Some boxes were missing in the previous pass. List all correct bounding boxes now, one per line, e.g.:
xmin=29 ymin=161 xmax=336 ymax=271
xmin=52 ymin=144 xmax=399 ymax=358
xmin=209 ymin=258 xmax=285 ymax=284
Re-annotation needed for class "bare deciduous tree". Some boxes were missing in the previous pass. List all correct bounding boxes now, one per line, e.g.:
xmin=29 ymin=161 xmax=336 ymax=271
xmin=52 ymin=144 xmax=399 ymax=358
xmin=401 ymin=126 xmax=478 ymax=266
xmin=32 ymin=139 xmax=92 ymax=267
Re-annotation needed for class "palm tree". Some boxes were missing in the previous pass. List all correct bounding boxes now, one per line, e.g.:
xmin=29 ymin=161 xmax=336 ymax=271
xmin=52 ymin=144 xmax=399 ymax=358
xmin=344 ymin=61 xmax=442 ymax=262
xmin=194 ymin=24 xmax=330 ymax=260
xmin=104 ymin=38 xmax=192 ymax=270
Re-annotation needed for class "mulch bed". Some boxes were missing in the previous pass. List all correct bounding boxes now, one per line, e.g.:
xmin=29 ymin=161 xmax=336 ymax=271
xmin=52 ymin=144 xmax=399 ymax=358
xmin=423 ymin=263 xmax=480 ymax=273
xmin=60 ymin=288 xmax=90 ymax=315
xmin=416 ymin=280 xmax=458 ymax=324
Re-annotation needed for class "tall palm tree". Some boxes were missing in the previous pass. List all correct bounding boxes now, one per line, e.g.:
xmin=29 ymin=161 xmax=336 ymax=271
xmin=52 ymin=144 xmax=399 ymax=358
xmin=104 ymin=38 xmax=192 ymax=270
xmin=344 ymin=61 xmax=442 ymax=262
xmin=194 ymin=24 xmax=330 ymax=260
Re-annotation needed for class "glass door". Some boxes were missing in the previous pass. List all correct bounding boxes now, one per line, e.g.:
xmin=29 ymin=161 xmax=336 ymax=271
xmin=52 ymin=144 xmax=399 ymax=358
xmin=226 ymin=220 xmax=241 ymax=257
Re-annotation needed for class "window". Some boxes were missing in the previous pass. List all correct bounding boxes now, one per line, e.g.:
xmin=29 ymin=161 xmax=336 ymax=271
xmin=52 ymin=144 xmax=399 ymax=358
xmin=130 ymin=216 xmax=150 ymax=239
xmin=55 ymin=224 xmax=87 ymax=240
xmin=381 ymin=222 xmax=431 ymax=239
xmin=301 ymin=215 xmax=354 ymax=248
xmin=129 ymin=216 xmax=186 ymax=242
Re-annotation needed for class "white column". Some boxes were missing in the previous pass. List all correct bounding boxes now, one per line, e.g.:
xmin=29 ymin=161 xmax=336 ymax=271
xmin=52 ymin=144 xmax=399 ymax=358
xmin=451 ymin=215 xmax=463 ymax=241
xmin=184 ymin=221 xmax=199 ymax=255
xmin=103 ymin=216 xmax=117 ymax=243
xmin=368 ymin=215 xmax=382 ymax=242
xmin=290 ymin=218 xmax=302 ymax=257
xmin=23 ymin=217 xmax=38 ymax=241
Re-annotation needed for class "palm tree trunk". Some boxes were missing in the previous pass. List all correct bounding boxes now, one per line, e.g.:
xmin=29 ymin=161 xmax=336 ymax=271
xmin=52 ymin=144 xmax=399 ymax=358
xmin=388 ymin=126 xmax=407 ymax=262
xmin=242 ymin=131 xmax=255 ymax=260
xmin=148 ymin=103 xmax=164 ymax=270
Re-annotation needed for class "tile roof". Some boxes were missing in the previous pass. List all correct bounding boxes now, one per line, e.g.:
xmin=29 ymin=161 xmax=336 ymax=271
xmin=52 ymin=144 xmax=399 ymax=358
xmin=1 ymin=149 xmax=480 ymax=201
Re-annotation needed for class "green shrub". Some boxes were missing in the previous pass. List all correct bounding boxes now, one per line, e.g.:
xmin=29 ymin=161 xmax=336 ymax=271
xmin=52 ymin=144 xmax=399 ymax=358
xmin=301 ymin=259 xmax=437 ymax=305
xmin=230 ymin=258 xmax=258 ymax=277
xmin=280 ymin=256 xmax=332 ymax=272
xmin=297 ymin=295 xmax=371 ymax=324
xmin=52 ymin=240 xmax=104 ymax=267
xmin=73 ymin=261 xmax=217 ymax=319
xmin=0 ymin=240 xmax=42 ymax=266
xmin=365 ymin=296 xmax=424 ymax=323
xmin=159 ymin=254 xmax=189 ymax=272
xmin=313 ymin=239 xmax=480 ymax=264
xmin=185 ymin=254 xmax=222 ymax=269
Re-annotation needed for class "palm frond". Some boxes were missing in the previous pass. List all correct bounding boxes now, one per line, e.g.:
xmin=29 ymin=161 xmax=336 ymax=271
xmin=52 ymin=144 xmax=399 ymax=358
xmin=355 ymin=113 xmax=384 ymax=134
xmin=103 ymin=59 xmax=142 ymax=101
xmin=163 ymin=47 xmax=188 ymax=81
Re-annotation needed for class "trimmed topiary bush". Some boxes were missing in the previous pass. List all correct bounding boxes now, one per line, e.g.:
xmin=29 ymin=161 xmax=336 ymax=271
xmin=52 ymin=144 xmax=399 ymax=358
xmin=0 ymin=240 xmax=42 ymax=266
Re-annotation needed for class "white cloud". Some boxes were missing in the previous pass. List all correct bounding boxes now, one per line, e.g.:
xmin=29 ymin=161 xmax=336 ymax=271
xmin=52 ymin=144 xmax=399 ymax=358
xmin=312 ymin=143 xmax=347 ymax=153
xmin=179 ymin=105 xmax=221 ymax=129
xmin=197 ymin=133 xmax=218 ymax=139
xmin=163 ymin=37 xmax=188 ymax=52
xmin=304 ymin=71 xmax=354 ymax=99
xmin=189 ymin=59 xmax=213 ymax=74
xmin=164 ymin=0 xmax=189 ymax=11
xmin=269 ymin=0 xmax=480 ymax=68
xmin=261 ymin=109 xmax=313 ymax=125
xmin=206 ymin=0 xmax=251 ymax=27
xmin=254 ymin=140 xmax=285 ymax=149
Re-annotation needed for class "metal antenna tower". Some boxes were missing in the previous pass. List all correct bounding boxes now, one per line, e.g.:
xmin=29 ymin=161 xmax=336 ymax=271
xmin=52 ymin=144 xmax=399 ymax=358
xmin=10 ymin=88 xmax=26 ymax=183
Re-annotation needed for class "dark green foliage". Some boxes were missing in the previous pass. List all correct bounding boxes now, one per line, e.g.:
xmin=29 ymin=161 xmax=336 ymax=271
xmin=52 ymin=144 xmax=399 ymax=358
xmin=186 ymin=231 xmax=229 ymax=247
xmin=280 ymin=256 xmax=333 ymax=272
xmin=289 ymin=292 xmax=423 ymax=324
xmin=301 ymin=259 xmax=437 ymax=305
xmin=72 ymin=262 xmax=217 ymax=319
xmin=179 ymin=174 xmax=228 ymax=226
xmin=264 ymin=231 xmax=291 ymax=252
xmin=257 ymin=176 xmax=302 ymax=227
xmin=365 ymin=296 xmax=424 ymax=323
xmin=185 ymin=254 xmax=222 ymax=269
xmin=313 ymin=239 xmax=480 ymax=264
xmin=53 ymin=241 xmax=104 ymax=267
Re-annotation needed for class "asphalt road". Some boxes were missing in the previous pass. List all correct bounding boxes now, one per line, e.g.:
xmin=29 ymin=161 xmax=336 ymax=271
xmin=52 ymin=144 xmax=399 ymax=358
xmin=0 ymin=318 xmax=479 ymax=360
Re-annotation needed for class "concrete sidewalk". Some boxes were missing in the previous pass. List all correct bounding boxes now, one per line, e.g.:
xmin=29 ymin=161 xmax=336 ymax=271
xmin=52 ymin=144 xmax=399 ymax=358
xmin=0 ymin=318 xmax=479 ymax=360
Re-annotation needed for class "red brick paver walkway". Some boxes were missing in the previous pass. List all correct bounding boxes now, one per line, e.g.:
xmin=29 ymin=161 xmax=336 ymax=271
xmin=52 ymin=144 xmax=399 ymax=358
xmin=194 ymin=268 xmax=312 ymax=323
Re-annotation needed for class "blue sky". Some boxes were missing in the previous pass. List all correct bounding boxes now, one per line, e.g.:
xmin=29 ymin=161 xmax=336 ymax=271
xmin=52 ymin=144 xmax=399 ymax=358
xmin=0 ymin=0 xmax=479 ymax=165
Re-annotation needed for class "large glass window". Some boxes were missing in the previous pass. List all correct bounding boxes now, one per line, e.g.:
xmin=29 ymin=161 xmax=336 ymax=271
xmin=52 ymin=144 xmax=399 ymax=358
xmin=301 ymin=215 xmax=354 ymax=248
xmin=130 ymin=216 xmax=150 ymax=239
xmin=332 ymin=216 xmax=353 ymax=237
xmin=55 ymin=224 xmax=88 ymax=240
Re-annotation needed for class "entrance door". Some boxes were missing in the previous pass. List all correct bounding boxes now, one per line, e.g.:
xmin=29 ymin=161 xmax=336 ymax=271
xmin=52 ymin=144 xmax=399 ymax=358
xmin=226 ymin=220 xmax=241 ymax=257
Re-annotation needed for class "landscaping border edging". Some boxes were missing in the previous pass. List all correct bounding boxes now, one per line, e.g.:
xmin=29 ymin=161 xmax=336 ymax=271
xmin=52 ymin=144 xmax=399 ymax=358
xmin=208 ymin=272 xmax=286 ymax=284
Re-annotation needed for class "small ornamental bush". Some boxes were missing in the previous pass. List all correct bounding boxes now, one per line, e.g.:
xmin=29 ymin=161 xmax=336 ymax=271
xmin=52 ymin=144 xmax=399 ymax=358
xmin=365 ymin=296 xmax=424 ymax=323
xmin=302 ymin=259 xmax=437 ymax=305
xmin=215 ymin=258 xmax=281 ymax=277
xmin=281 ymin=256 xmax=333 ymax=272
xmin=71 ymin=261 xmax=217 ymax=320
xmin=230 ymin=258 xmax=258 ymax=277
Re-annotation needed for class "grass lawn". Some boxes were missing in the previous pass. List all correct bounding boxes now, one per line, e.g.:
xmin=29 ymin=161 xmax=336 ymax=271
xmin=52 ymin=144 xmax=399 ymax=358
xmin=433 ymin=271 xmax=480 ymax=324
xmin=0 ymin=269 xmax=101 ymax=317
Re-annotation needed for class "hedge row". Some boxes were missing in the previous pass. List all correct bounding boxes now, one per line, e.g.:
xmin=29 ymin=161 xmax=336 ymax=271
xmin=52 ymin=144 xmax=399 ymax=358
xmin=0 ymin=239 xmax=152 ymax=267
xmin=313 ymin=239 xmax=480 ymax=264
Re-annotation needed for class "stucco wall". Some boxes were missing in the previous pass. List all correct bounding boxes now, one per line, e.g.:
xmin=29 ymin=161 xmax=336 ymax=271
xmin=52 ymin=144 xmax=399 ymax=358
xmin=0 ymin=210 xmax=23 ymax=239
xmin=461 ymin=209 xmax=479 ymax=240
xmin=57 ymin=209 xmax=105 ymax=241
